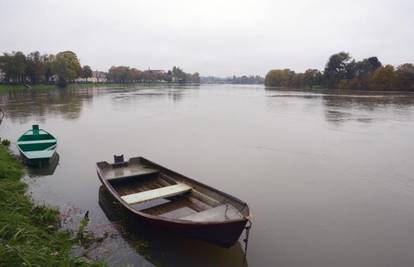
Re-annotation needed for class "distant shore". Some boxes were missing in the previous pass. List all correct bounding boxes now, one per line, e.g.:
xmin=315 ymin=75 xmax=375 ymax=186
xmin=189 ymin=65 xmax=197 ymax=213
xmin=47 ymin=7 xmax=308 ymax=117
xmin=265 ymin=52 xmax=414 ymax=91
xmin=0 ymin=82 xmax=200 ymax=92
xmin=0 ymin=83 xmax=107 ymax=92
xmin=3 ymin=83 xmax=414 ymax=94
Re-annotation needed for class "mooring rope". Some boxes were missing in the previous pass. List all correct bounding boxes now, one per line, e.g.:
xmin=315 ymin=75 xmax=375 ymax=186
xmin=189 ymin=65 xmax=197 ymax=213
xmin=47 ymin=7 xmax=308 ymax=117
xmin=243 ymin=218 xmax=253 ymax=261
xmin=0 ymin=108 xmax=4 ymax=125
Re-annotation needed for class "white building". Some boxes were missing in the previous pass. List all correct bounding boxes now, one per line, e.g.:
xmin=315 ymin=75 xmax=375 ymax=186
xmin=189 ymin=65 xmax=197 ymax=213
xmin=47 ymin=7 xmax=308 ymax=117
xmin=75 ymin=71 xmax=107 ymax=83
xmin=93 ymin=71 xmax=107 ymax=83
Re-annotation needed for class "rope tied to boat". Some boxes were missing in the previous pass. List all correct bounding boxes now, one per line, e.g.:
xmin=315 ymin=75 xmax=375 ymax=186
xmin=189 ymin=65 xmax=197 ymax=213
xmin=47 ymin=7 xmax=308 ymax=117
xmin=243 ymin=218 xmax=252 ymax=261
xmin=0 ymin=107 xmax=4 ymax=125
xmin=224 ymin=204 xmax=229 ymax=219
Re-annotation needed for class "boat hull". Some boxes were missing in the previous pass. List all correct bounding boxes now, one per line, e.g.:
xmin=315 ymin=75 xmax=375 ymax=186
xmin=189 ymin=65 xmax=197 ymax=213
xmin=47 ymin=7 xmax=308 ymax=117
xmin=16 ymin=125 xmax=57 ymax=166
xmin=18 ymin=149 xmax=57 ymax=166
xmin=96 ymin=156 xmax=251 ymax=248
xmin=129 ymin=206 xmax=247 ymax=247
xmin=99 ymin=186 xmax=248 ymax=247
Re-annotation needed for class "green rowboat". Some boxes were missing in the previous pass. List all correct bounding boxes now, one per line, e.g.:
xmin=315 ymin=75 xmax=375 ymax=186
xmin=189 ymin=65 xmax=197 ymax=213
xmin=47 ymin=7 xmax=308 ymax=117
xmin=17 ymin=125 xmax=57 ymax=165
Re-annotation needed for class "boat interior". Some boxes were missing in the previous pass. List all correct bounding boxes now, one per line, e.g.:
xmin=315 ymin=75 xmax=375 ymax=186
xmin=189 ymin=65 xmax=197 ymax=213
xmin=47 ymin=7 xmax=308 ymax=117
xmin=97 ymin=157 xmax=248 ymax=222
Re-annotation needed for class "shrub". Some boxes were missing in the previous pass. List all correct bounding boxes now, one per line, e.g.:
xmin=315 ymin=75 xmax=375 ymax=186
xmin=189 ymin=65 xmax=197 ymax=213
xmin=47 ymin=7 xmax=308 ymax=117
xmin=1 ymin=139 xmax=11 ymax=146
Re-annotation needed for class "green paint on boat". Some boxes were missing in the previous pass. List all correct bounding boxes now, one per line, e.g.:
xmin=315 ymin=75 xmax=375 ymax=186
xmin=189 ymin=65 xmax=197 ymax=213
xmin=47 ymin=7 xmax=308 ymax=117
xmin=17 ymin=125 xmax=57 ymax=165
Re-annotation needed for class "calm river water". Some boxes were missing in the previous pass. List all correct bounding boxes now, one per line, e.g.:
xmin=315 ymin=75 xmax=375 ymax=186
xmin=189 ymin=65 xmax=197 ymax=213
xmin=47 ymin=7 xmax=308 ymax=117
xmin=1 ymin=85 xmax=414 ymax=267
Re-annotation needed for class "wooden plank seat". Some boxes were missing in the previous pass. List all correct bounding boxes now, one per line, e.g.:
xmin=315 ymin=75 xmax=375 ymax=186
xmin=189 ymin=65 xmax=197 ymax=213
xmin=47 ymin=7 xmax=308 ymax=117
xmin=121 ymin=183 xmax=192 ymax=205
xmin=180 ymin=204 xmax=243 ymax=222
xmin=105 ymin=168 xmax=159 ymax=181
xmin=18 ymin=139 xmax=56 ymax=145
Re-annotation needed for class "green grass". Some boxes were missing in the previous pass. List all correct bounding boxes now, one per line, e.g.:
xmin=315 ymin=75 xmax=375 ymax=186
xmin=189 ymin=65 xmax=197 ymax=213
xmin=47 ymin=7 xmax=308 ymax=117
xmin=0 ymin=84 xmax=58 ymax=92
xmin=0 ymin=145 xmax=104 ymax=266
xmin=67 ymin=83 xmax=129 ymax=89
xmin=0 ymin=82 xmax=150 ymax=92
xmin=0 ymin=81 xmax=188 ymax=92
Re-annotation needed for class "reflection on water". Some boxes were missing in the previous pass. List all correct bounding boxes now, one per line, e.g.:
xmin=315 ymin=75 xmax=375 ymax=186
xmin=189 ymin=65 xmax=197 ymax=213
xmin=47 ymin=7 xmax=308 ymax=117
xmin=322 ymin=93 xmax=414 ymax=126
xmin=111 ymin=88 xmax=193 ymax=106
xmin=1 ymin=85 xmax=414 ymax=267
xmin=0 ymin=85 xmax=197 ymax=124
xmin=0 ymin=89 xmax=95 ymax=123
xmin=26 ymin=153 xmax=60 ymax=177
xmin=267 ymin=90 xmax=414 ymax=126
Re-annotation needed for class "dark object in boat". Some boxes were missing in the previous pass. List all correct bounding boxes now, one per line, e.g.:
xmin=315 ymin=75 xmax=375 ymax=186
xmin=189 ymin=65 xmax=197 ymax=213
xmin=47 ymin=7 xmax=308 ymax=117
xmin=96 ymin=156 xmax=251 ymax=248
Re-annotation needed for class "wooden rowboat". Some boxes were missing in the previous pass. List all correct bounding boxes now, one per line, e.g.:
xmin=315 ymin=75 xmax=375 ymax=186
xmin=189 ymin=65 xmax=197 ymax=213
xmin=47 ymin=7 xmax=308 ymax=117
xmin=96 ymin=155 xmax=251 ymax=248
xmin=17 ymin=125 xmax=57 ymax=166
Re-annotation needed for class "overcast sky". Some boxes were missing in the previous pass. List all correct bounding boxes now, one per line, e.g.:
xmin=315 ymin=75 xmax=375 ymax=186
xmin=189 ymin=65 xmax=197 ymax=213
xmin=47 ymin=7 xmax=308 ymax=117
xmin=0 ymin=0 xmax=413 ymax=76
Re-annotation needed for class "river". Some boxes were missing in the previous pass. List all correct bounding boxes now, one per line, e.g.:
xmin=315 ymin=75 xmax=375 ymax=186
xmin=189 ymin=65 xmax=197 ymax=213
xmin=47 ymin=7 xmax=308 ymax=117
xmin=1 ymin=84 xmax=414 ymax=267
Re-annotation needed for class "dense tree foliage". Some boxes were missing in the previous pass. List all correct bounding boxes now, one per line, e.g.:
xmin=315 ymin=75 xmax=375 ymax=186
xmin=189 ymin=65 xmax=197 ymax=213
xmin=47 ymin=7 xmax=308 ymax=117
xmin=53 ymin=51 xmax=81 ymax=87
xmin=0 ymin=51 xmax=27 ymax=83
xmin=80 ymin=65 xmax=93 ymax=81
xmin=0 ymin=51 xmax=201 ymax=87
xmin=396 ymin=64 xmax=414 ymax=91
xmin=107 ymin=65 xmax=200 ymax=84
xmin=201 ymin=75 xmax=264 ymax=84
xmin=107 ymin=66 xmax=137 ymax=83
xmin=230 ymin=75 xmax=264 ymax=84
xmin=265 ymin=52 xmax=414 ymax=91
xmin=25 ymin=52 xmax=44 ymax=84
xmin=265 ymin=68 xmax=322 ymax=89
xmin=369 ymin=65 xmax=398 ymax=91
xmin=324 ymin=52 xmax=353 ymax=88
xmin=0 ymin=50 xmax=82 ymax=87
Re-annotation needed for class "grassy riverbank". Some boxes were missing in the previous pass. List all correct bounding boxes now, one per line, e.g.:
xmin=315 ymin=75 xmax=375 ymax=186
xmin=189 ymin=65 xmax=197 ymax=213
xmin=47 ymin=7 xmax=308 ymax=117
xmin=0 ymin=82 xmax=178 ymax=92
xmin=0 ymin=83 xmax=125 ymax=92
xmin=0 ymin=145 xmax=103 ymax=266
xmin=0 ymin=84 xmax=56 ymax=92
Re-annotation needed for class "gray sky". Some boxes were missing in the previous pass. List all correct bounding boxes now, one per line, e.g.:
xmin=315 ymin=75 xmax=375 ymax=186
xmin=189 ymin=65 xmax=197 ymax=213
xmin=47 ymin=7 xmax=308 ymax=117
xmin=0 ymin=0 xmax=413 ymax=76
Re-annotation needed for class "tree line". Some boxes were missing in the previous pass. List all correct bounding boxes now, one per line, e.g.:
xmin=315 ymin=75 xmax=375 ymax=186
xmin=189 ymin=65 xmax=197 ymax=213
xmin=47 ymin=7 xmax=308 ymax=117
xmin=265 ymin=52 xmax=414 ymax=91
xmin=230 ymin=75 xmax=264 ymax=84
xmin=201 ymin=75 xmax=264 ymax=84
xmin=0 ymin=50 xmax=200 ymax=87
xmin=107 ymin=66 xmax=200 ymax=84
xmin=0 ymin=51 xmax=93 ymax=87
